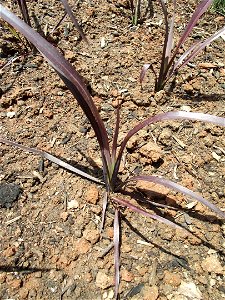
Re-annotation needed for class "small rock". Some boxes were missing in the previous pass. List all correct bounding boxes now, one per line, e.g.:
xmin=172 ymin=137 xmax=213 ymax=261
xmin=67 ymin=199 xmax=79 ymax=209
xmin=177 ymin=281 xmax=202 ymax=299
xmin=19 ymin=287 xmax=29 ymax=299
xmin=163 ymin=270 xmax=181 ymax=287
xmin=0 ymin=273 xmax=6 ymax=284
xmin=183 ymin=82 xmax=193 ymax=93
xmin=64 ymin=50 xmax=75 ymax=60
xmin=96 ymin=271 xmax=112 ymax=289
xmin=60 ymin=211 xmax=69 ymax=221
xmin=43 ymin=109 xmax=53 ymax=118
xmin=137 ymin=181 xmax=170 ymax=199
xmin=121 ymin=269 xmax=134 ymax=282
xmin=198 ymin=62 xmax=217 ymax=69
xmin=154 ymin=90 xmax=166 ymax=104
xmin=6 ymin=111 xmax=16 ymax=118
xmin=3 ymin=246 xmax=16 ymax=257
xmin=83 ymin=229 xmax=100 ymax=245
xmin=142 ymin=285 xmax=159 ymax=300
xmin=139 ymin=141 xmax=162 ymax=163
xmin=85 ymin=185 xmax=99 ymax=204
xmin=201 ymin=255 xmax=224 ymax=274
xmin=10 ymin=278 xmax=22 ymax=289
xmin=158 ymin=128 xmax=172 ymax=145
xmin=0 ymin=183 xmax=22 ymax=208
xmin=75 ymin=238 xmax=91 ymax=254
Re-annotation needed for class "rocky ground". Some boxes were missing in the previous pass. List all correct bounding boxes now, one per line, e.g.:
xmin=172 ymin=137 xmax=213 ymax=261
xmin=0 ymin=0 xmax=225 ymax=299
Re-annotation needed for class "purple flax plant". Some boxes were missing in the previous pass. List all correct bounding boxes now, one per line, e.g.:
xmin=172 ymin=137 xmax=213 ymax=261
xmin=140 ymin=0 xmax=225 ymax=92
xmin=1 ymin=5 xmax=225 ymax=299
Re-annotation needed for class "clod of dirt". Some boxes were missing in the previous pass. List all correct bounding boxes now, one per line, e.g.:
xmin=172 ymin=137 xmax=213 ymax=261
xmin=0 ymin=183 xmax=22 ymax=208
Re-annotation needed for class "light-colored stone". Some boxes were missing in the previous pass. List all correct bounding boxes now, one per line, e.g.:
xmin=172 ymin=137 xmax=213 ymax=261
xmin=198 ymin=62 xmax=217 ymax=69
xmin=177 ymin=281 xmax=202 ymax=299
xmin=75 ymin=238 xmax=91 ymax=254
xmin=60 ymin=211 xmax=69 ymax=221
xmin=3 ymin=246 xmax=16 ymax=257
xmin=201 ymin=254 xmax=224 ymax=274
xmin=67 ymin=199 xmax=79 ymax=209
xmin=96 ymin=271 xmax=112 ymax=289
xmin=142 ymin=285 xmax=159 ymax=300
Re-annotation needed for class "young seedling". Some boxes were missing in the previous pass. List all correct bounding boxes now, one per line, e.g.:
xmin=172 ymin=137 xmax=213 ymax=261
xmin=140 ymin=0 xmax=225 ymax=91
xmin=129 ymin=0 xmax=142 ymax=25
xmin=1 ymin=5 xmax=225 ymax=299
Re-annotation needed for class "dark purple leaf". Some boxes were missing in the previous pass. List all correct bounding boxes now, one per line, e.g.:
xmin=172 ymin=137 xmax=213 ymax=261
xmin=0 ymin=137 xmax=102 ymax=184
xmin=128 ymin=175 xmax=225 ymax=219
xmin=17 ymin=0 xmax=31 ymax=26
xmin=0 ymin=5 xmax=111 ymax=172
xmin=114 ymin=209 xmax=120 ymax=299
xmin=112 ymin=196 xmax=183 ymax=229
xmin=174 ymin=26 xmax=225 ymax=72
xmin=112 ymin=106 xmax=121 ymax=163
xmin=175 ymin=0 xmax=213 ymax=51
xmin=112 ymin=111 xmax=225 ymax=185
xmin=60 ymin=0 xmax=88 ymax=43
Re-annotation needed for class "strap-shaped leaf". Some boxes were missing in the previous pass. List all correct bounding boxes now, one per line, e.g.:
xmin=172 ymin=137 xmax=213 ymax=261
xmin=114 ymin=209 xmax=120 ymax=299
xmin=112 ymin=196 xmax=183 ymax=229
xmin=60 ymin=0 xmax=88 ymax=43
xmin=0 ymin=137 xmax=102 ymax=184
xmin=128 ymin=175 xmax=225 ymax=219
xmin=112 ymin=111 xmax=225 ymax=185
xmin=0 ymin=5 xmax=111 ymax=169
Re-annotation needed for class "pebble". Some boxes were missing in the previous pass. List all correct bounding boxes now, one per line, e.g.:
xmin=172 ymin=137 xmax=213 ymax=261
xmin=75 ymin=238 xmax=91 ymax=254
xmin=60 ymin=211 xmax=69 ymax=221
xmin=95 ymin=271 xmax=112 ymax=289
xmin=201 ymin=255 xmax=224 ymax=274
xmin=183 ymin=82 xmax=193 ymax=93
xmin=177 ymin=281 xmax=202 ymax=299
xmin=85 ymin=185 xmax=99 ymax=204
xmin=0 ymin=183 xmax=22 ymax=208
xmin=139 ymin=141 xmax=162 ymax=163
xmin=198 ymin=62 xmax=217 ymax=69
xmin=83 ymin=229 xmax=100 ymax=245
xmin=137 ymin=181 xmax=170 ymax=199
xmin=10 ymin=278 xmax=22 ymax=289
xmin=67 ymin=199 xmax=79 ymax=209
xmin=163 ymin=270 xmax=181 ymax=287
xmin=121 ymin=269 xmax=134 ymax=282
xmin=3 ymin=246 xmax=16 ymax=257
xmin=142 ymin=285 xmax=159 ymax=300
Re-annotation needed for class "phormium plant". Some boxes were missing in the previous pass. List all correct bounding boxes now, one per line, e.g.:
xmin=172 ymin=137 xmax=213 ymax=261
xmin=1 ymin=4 xmax=225 ymax=299
xmin=140 ymin=0 xmax=225 ymax=91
